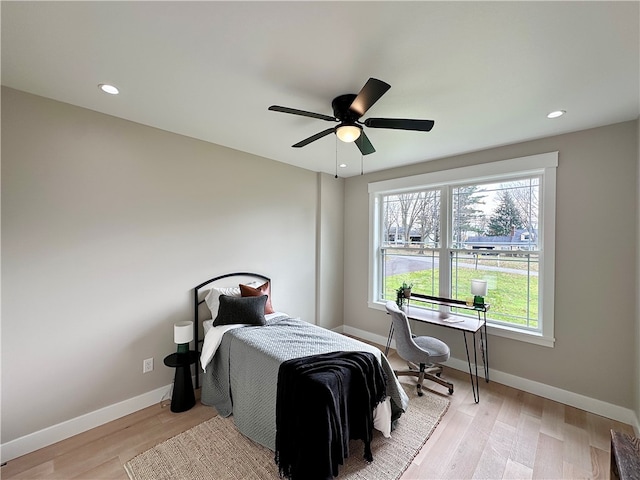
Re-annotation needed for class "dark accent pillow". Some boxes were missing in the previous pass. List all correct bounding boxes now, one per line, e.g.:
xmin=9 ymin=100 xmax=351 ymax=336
xmin=240 ymin=281 xmax=275 ymax=314
xmin=213 ymin=294 xmax=268 ymax=327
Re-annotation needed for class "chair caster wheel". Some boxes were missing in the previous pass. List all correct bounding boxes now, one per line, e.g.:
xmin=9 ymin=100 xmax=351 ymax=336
xmin=448 ymin=388 xmax=454 ymax=395
xmin=417 ymin=391 xmax=423 ymax=397
xmin=436 ymin=372 xmax=442 ymax=377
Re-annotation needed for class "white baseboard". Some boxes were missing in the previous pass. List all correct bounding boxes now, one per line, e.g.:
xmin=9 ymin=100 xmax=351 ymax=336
xmin=1 ymin=383 xmax=171 ymax=463
xmin=342 ymin=325 xmax=640 ymax=434
xmin=3 ymin=327 xmax=639 ymax=464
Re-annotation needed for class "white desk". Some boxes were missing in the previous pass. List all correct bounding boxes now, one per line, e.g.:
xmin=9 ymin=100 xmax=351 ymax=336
xmin=385 ymin=295 xmax=489 ymax=403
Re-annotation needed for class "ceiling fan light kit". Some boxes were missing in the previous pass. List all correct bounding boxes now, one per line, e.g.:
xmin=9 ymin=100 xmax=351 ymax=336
xmin=268 ymin=77 xmax=435 ymax=156
xmin=335 ymin=124 xmax=361 ymax=142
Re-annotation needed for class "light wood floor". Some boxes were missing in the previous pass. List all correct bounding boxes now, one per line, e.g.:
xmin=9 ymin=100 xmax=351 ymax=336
xmin=2 ymin=349 xmax=635 ymax=480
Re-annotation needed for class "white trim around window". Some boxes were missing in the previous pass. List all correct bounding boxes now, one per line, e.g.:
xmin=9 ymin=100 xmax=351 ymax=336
xmin=368 ymin=152 xmax=558 ymax=347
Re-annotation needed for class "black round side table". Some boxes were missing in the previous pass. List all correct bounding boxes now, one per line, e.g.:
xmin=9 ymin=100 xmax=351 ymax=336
xmin=163 ymin=351 xmax=199 ymax=413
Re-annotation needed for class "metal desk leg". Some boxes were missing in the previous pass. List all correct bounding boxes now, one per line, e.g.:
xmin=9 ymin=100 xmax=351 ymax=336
xmin=384 ymin=322 xmax=394 ymax=356
xmin=463 ymin=331 xmax=480 ymax=403
xmin=481 ymin=320 xmax=489 ymax=382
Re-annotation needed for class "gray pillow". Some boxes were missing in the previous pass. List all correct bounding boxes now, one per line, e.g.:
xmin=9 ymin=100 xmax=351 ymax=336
xmin=213 ymin=294 xmax=267 ymax=327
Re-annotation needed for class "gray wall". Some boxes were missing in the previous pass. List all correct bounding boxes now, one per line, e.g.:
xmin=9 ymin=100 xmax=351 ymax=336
xmin=0 ymin=87 xmax=343 ymax=444
xmin=316 ymin=174 xmax=345 ymax=330
xmin=637 ymin=118 xmax=640 ymax=424
xmin=344 ymin=120 xmax=638 ymax=410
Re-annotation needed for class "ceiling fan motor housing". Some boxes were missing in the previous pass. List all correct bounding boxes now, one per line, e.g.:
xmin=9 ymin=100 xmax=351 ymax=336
xmin=332 ymin=94 xmax=359 ymax=123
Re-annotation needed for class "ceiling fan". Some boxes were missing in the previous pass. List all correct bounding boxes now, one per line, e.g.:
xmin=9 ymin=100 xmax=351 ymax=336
xmin=268 ymin=78 xmax=435 ymax=156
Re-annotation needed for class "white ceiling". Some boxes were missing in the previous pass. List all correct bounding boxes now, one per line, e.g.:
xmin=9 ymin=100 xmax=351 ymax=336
xmin=2 ymin=1 xmax=639 ymax=177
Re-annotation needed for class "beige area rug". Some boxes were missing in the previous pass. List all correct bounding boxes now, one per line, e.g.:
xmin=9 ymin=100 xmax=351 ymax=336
xmin=125 ymin=385 xmax=449 ymax=480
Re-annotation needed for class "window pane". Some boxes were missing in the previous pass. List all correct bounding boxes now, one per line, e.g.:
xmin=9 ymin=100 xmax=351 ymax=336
xmin=452 ymin=178 xmax=540 ymax=251
xmin=450 ymin=250 xmax=539 ymax=329
xmin=382 ymin=248 xmax=439 ymax=304
xmin=381 ymin=190 xmax=441 ymax=306
xmin=450 ymin=177 xmax=541 ymax=329
xmin=382 ymin=190 xmax=440 ymax=248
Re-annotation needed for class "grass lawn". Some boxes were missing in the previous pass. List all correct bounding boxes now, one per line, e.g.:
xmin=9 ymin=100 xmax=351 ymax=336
xmin=385 ymin=267 xmax=538 ymax=328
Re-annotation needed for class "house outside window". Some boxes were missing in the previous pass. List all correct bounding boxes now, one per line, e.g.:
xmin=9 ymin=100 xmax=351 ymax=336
xmin=368 ymin=152 xmax=558 ymax=347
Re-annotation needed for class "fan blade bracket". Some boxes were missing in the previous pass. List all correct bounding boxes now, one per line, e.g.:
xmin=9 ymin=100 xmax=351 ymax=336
xmin=269 ymin=105 xmax=337 ymax=122
xmin=364 ymin=118 xmax=435 ymax=132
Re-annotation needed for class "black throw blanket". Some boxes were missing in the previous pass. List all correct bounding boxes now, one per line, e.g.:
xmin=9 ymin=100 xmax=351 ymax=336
xmin=274 ymin=351 xmax=387 ymax=480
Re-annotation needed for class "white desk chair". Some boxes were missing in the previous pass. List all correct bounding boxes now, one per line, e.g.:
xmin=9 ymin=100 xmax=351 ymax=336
xmin=385 ymin=301 xmax=454 ymax=396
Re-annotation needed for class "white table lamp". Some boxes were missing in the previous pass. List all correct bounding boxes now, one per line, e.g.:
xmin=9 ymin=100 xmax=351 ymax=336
xmin=471 ymin=280 xmax=488 ymax=307
xmin=174 ymin=321 xmax=193 ymax=353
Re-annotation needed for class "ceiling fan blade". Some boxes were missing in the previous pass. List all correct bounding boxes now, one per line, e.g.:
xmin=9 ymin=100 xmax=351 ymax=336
xmin=364 ymin=118 xmax=435 ymax=132
xmin=292 ymin=128 xmax=335 ymax=148
xmin=354 ymin=131 xmax=376 ymax=155
xmin=269 ymin=105 xmax=336 ymax=122
xmin=349 ymin=78 xmax=391 ymax=117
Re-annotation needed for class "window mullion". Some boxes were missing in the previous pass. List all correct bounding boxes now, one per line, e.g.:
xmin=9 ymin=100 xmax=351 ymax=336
xmin=439 ymin=185 xmax=451 ymax=299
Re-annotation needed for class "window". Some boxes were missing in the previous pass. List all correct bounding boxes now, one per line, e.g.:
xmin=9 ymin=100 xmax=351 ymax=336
xmin=369 ymin=152 xmax=557 ymax=346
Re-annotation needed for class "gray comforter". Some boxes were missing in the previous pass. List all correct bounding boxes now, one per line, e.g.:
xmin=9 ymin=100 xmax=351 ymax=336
xmin=200 ymin=315 xmax=409 ymax=451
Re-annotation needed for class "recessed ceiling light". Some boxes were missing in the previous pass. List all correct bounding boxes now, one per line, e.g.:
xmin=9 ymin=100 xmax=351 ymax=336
xmin=547 ymin=110 xmax=565 ymax=119
xmin=339 ymin=163 xmax=347 ymax=168
xmin=99 ymin=83 xmax=119 ymax=95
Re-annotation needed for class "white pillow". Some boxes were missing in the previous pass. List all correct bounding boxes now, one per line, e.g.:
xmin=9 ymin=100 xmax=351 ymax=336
xmin=203 ymin=319 xmax=214 ymax=335
xmin=203 ymin=282 xmax=259 ymax=318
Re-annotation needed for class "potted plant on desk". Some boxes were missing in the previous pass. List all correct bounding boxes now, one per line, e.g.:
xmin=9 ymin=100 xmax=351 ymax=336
xmin=396 ymin=282 xmax=413 ymax=309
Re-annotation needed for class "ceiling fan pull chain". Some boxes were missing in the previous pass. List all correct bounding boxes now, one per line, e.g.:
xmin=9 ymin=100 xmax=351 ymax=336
xmin=361 ymin=152 xmax=364 ymax=175
xmin=335 ymin=135 xmax=339 ymax=179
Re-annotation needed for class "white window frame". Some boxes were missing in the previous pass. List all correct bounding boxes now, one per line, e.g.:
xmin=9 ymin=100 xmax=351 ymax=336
xmin=368 ymin=152 xmax=558 ymax=347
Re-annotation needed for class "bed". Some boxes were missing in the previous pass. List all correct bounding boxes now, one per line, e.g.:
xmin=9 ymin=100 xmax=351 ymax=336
xmin=193 ymin=272 xmax=409 ymax=453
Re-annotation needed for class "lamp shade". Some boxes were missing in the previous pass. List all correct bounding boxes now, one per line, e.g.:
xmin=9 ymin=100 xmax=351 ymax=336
xmin=336 ymin=124 xmax=361 ymax=143
xmin=470 ymin=279 xmax=488 ymax=297
xmin=174 ymin=321 xmax=193 ymax=345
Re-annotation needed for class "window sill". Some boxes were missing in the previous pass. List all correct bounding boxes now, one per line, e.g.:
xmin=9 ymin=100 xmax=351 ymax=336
xmin=369 ymin=300 xmax=555 ymax=348
xmin=486 ymin=323 xmax=555 ymax=347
